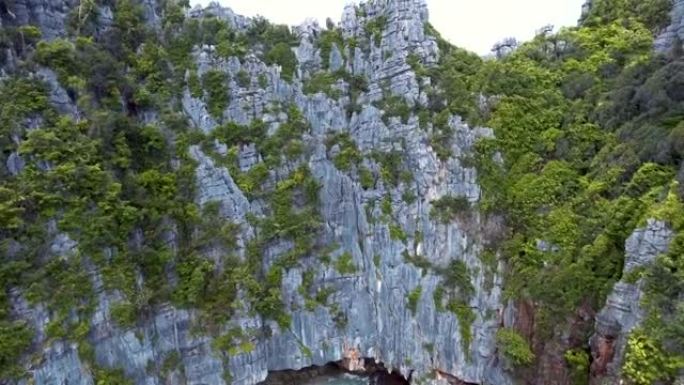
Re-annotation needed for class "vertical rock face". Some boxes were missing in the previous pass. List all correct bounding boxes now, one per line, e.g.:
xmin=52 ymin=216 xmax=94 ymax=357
xmin=589 ymin=220 xmax=674 ymax=385
xmin=655 ymin=0 xmax=684 ymax=53
xmin=5 ymin=1 xmax=510 ymax=385
xmin=0 ymin=0 xmax=78 ymax=40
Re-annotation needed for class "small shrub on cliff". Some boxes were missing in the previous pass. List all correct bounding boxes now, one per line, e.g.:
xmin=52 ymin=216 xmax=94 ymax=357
xmin=364 ymin=15 xmax=387 ymax=47
xmin=110 ymin=301 xmax=137 ymax=328
xmin=317 ymin=29 xmax=344 ymax=69
xmin=265 ymin=42 xmax=297 ymax=82
xmin=496 ymin=328 xmax=535 ymax=366
xmin=564 ymin=349 xmax=590 ymax=385
xmin=0 ymin=320 xmax=33 ymax=379
xmin=430 ymin=195 xmax=470 ymax=223
xmin=335 ymin=252 xmax=357 ymax=275
xmin=448 ymin=300 xmax=476 ymax=353
xmin=201 ymin=70 xmax=229 ymax=119
xmin=93 ymin=366 xmax=133 ymax=385
xmin=407 ymin=285 xmax=423 ymax=315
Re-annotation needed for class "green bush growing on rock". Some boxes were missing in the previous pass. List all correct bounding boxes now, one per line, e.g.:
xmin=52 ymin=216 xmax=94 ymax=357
xmin=364 ymin=15 xmax=387 ymax=47
xmin=201 ymin=70 xmax=229 ymax=119
xmin=303 ymin=72 xmax=340 ymax=98
xmin=389 ymin=223 xmax=408 ymax=242
xmin=564 ymin=349 xmax=590 ymax=385
xmin=430 ymin=195 xmax=470 ymax=223
xmin=34 ymin=39 xmax=76 ymax=81
xmin=359 ymin=166 xmax=375 ymax=189
xmin=376 ymin=95 xmax=412 ymax=124
xmin=335 ymin=252 xmax=357 ymax=275
xmin=110 ymin=301 xmax=137 ymax=328
xmin=0 ymin=320 xmax=33 ymax=380
xmin=93 ymin=367 xmax=133 ymax=385
xmin=325 ymin=132 xmax=362 ymax=171
xmin=265 ymin=42 xmax=297 ymax=82
xmin=407 ymin=285 xmax=423 ymax=315
xmin=440 ymin=259 xmax=475 ymax=299
xmin=496 ymin=328 xmax=535 ymax=366
xmin=317 ymin=29 xmax=344 ymax=69
xmin=447 ymin=300 xmax=475 ymax=353
xmin=236 ymin=70 xmax=250 ymax=88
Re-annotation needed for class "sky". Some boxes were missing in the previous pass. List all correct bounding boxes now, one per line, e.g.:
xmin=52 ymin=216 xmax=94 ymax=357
xmin=189 ymin=0 xmax=586 ymax=55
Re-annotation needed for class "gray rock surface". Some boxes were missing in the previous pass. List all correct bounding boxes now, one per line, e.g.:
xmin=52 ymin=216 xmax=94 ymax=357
xmin=6 ymin=151 xmax=25 ymax=176
xmin=37 ymin=68 xmax=78 ymax=117
xmin=590 ymin=219 xmax=674 ymax=383
xmin=2 ymin=0 xmax=78 ymax=40
xmin=655 ymin=0 xmax=684 ymax=53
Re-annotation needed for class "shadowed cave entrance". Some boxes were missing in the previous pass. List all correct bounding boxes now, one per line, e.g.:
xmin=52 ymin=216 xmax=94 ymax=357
xmin=258 ymin=359 xmax=410 ymax=385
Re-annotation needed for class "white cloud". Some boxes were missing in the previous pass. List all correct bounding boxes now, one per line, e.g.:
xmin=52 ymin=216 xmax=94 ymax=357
xmin=189 ymin=0 xmax=585 ymax=54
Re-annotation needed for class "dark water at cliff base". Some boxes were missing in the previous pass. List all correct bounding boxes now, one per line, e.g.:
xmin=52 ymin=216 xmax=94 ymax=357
xmin=259 ymin=362 xmax=410 ymax=385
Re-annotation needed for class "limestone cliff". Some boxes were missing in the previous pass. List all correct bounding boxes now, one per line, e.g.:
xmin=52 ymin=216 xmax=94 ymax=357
xmin=1 ymin=1 xmax=509 ymax=385
xmin=3 ymin=1 xmax=682 ymax=385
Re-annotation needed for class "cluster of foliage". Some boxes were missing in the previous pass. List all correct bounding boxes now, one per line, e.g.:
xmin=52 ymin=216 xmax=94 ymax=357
xmin=407 ymin=285 xmax=423 ymax=315
xmin=430 ymin=195 xmax=471 ymax=223
xmin=496 ymin=328 xmax=535 ymax=366
xmin=364 ymin=15 xmax=387 ymax=47
xmin=317 ymin=28 xmax=345 ymax=69
xmin=622 ymin=329 xmax=684 ymax=385
xmin=325 ymin=132 xmax=362 ymax=171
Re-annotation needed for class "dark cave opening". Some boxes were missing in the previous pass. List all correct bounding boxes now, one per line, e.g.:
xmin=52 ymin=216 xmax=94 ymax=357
xmin=258 ymin=359 xmax=410 ymax=385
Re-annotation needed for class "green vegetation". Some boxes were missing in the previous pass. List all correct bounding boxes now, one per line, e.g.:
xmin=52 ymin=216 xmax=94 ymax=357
xmin=213 ymin=327 xmax=255 ymax=356
xmin=236 ymin=70 xmax=250 ymax=88
xmin=92 ymin=365 xmax=133 ymax=385
xmin=407 ymin=53 xmax=429 ymax=77
xmin=623 ymin=330 xmax=684 ymax=385
xmin=364 ymin=15 xmax=387 ymax=47
xmin=407 ymin=285 xmax=423 ymax=315
xmin=440 ymin=260 xmax=475 ymax=299
xmin=317 ymin=29 xmax=345 ymax=69
xmin=375 ymin=95 xmax=412 ymax=124
xmin=110 ymin=302 xmax=137 ymax=328
xmin=335 ymin=252 xmax=357 ymax=275
xmin=202 ymin=70 xmax=229 ymax=119
xmin=496 ymin=328 xmax=535 ymax=366
xmin=2 ymin=0 xmax=684 ymax=383
xmin=0 ymin=320 xmax=33 ymax=379
xmin=304 ymin=72 xmax=340 ymax=97
xmin=564 ymin=349 xmax=590 ymax=385
xmin=161 ymin=351 xmax=182 ymax=375
xmin=0 ymin=3 xmax=323 ymax=379
xmin=325 ymin=132 xmax=362 ymax=171
xmin=421 ymin=0 xmax=684 ymax=377
xmin=430 ymin=195 xmax=470 ymax=223
xmin=389 ymin=223 xmax=408 ymax=242
xmin=359 ymin=166 xmax=375 ymax=189
xmin=446 ymin=300 xmax=475 ymax=353
xmin=265 ymin=43 xmax=297 ymax=82
xmin=371 ymin=150 xmax=407 ymax=187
